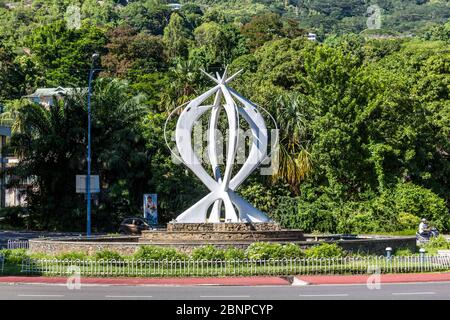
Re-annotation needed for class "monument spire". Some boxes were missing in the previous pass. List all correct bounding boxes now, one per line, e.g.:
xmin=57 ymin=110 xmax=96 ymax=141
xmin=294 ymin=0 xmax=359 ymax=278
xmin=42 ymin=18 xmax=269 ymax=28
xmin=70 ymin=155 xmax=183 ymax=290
xmin=173 ymin=68 xmax=271 ymax=223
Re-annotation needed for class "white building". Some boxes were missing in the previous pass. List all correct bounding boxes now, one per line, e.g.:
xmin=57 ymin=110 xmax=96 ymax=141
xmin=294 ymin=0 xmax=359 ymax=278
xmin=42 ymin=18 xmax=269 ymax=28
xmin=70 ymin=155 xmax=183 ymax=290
xmin=168 ymin=3 xmax=182 ymax=11
xmin=307 ymin=33 xmax=317 ymax=41
xmin=24 ymin=87 xmax=82 ymax=107
xmin=3 ymin=87 xmax=82 ymax=207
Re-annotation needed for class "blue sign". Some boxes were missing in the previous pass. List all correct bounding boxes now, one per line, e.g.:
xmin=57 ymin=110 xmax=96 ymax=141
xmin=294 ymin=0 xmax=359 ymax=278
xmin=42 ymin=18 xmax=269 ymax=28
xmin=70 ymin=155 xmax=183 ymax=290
xmin=143 ymin=194 xmax=158 ymax=226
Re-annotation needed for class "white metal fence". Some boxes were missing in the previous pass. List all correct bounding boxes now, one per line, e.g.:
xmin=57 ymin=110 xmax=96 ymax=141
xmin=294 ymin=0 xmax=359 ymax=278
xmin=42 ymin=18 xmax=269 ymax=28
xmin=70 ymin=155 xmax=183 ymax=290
xmin=0 ymin=253 xmax=4 ymax=274
xmin=20 ymin=255 xmax=450 ymax=277
xmin=7 ymin=239 xmax=29 ymax=250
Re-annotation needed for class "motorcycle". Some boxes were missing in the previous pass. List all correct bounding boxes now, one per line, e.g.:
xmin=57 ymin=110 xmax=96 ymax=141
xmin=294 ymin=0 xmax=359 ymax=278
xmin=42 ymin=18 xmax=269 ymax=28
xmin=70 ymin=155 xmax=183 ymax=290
xmin=416 ymin=227 xmax=439 ymax=243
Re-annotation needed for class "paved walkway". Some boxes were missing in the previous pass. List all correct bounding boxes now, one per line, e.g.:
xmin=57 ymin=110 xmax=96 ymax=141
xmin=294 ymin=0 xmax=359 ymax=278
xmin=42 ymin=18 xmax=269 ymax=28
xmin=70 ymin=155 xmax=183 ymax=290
xmin=0 ymin=276 xmax=290 ymax=286
xmin=296 ymin=272 xmax=450 ymax=285
xmin=1 ymin=273 xmax=450 ymax=286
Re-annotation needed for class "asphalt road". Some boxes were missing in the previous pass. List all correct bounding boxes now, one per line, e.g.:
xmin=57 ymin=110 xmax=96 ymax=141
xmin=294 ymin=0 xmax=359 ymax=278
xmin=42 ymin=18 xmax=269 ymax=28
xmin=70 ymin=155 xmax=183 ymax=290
xmin=0 ymin=282 xmax=449 ymax=300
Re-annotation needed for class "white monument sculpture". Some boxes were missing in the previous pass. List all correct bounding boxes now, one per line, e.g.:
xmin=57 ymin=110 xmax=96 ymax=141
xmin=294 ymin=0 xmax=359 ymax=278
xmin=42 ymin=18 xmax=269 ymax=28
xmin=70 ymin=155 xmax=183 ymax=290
xmin=173 ymin=68 xmax=272 ymax=224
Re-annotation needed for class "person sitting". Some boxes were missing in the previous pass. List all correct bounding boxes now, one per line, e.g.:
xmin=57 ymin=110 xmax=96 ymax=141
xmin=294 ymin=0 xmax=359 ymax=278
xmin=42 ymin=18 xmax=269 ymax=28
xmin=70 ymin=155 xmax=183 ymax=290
xmin=418 ymin=218 xmax=430 ymax=237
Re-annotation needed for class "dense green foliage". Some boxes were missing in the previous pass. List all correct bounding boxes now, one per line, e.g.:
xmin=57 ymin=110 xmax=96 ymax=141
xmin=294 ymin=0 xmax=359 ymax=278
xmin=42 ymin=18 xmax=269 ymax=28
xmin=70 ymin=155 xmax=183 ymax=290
xmin=422 ymin=235 xmax=450 ymax=255
xmin=133 ymin=245 xmax=189 ymax=260
xmin=0 ymin=243 xmax=352 ymax=263
xmin=245 ymin=242 xmax=303 ymax=259
xmin=0 ymin=1 xmax=448 ymax=233
xmin=0 ymin=248 xmax=28 ymax=264
xmin=303 ymin=243 xmax=345 ymax=258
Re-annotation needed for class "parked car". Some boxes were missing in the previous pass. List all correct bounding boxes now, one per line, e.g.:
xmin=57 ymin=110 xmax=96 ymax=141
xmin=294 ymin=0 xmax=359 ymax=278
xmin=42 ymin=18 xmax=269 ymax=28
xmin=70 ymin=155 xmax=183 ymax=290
xmin=119 ymin=217 xmax=150 ymax=235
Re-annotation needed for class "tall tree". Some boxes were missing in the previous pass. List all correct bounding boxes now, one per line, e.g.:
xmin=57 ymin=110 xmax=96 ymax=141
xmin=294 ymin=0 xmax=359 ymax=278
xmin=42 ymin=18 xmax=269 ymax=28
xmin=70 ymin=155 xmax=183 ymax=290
xmin=6 ymin=78 xmax=151 ymax=231
xmin=191 ymin=22 xmax=247 ymax=67
xmin=0 ymin=43 xmax=26 ymax=101
xmin=240 ymin=12 xmax=284 ymax=51
xmin=102 ymin=25 xmax=166 ymax=79
xmin=119 ymin=0 xmax=172 ymax=35
xmin=26 ymin=20 xmax=107 ymax=86
xmin=163 ymin=13 xmax=191 ymax=59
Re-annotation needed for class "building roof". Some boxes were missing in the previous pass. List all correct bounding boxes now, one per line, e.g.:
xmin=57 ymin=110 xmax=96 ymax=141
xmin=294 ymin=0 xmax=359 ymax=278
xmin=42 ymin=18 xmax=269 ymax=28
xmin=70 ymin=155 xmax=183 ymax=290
xmin=168 ymin=3 xmax=182 ymax=10
xmin=24 ymin=87 xmax=85 ymax=98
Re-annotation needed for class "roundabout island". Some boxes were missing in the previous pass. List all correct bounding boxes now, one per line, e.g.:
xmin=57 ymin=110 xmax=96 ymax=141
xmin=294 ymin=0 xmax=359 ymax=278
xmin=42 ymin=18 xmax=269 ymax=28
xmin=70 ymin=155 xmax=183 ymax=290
xmin=27 ymin=70 xmax=416 ymax=257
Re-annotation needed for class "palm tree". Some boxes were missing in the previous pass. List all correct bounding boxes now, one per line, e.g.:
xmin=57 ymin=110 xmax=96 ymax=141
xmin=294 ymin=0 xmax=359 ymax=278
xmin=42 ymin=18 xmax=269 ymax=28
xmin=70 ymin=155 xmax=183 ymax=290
xmin=5 ymin=93 xmax=86 ymax=229
xmin=5 ymin=78 xmax=150 ymax=231
xmin=272 ymin=92 xmax=314 ymax=194
xmin=160 ymin=59 xmax=203 ymax=111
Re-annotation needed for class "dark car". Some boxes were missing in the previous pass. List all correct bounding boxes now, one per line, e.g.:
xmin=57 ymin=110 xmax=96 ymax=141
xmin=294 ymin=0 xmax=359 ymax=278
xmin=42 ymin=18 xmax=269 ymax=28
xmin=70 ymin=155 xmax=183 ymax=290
xmin=119 ymin=217 xmax=150 ymax=235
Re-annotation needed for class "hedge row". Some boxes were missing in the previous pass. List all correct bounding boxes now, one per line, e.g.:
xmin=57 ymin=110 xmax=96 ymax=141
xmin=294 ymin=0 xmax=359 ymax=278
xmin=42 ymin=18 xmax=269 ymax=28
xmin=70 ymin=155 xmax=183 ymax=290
xmin=0 ymin=242 xmax=347 ymax=262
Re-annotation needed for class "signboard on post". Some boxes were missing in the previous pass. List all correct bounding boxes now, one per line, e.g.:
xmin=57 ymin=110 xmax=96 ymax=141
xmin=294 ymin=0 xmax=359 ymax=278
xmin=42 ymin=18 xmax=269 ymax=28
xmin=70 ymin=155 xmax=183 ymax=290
xmin=143 ymin=194 xmax=158 ymax=226
xmin=76 ymin=175 xmax=100 ymax=193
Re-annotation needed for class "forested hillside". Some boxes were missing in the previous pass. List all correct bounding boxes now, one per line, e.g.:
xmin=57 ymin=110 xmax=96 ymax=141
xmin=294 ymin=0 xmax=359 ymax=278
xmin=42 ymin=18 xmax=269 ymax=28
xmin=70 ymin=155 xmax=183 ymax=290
xmin=0 ymin=0 xmax=448 ymax=234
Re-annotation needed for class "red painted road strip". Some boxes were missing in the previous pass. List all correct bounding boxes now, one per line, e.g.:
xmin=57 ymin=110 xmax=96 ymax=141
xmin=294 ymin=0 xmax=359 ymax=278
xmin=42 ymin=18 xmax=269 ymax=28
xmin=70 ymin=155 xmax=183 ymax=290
xmin=298 ymin=273 xmax=450 ymax=285
xmin=2 ymin=273 xmax=450 ymax=286
xmin=0 ymin=276 xmax=290 ymax=286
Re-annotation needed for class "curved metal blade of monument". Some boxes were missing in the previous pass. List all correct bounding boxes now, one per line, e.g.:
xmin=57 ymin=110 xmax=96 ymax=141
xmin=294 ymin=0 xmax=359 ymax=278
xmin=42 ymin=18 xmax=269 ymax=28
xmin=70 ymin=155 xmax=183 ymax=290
xmin=169 ymin=68 xmax=274 ymax=224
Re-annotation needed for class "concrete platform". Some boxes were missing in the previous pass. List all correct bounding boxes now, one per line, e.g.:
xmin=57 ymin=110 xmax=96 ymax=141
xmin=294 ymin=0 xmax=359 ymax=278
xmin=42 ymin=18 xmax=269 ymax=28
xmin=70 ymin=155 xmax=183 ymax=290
xmin=140 ymin=222 xmax=305 ymax=243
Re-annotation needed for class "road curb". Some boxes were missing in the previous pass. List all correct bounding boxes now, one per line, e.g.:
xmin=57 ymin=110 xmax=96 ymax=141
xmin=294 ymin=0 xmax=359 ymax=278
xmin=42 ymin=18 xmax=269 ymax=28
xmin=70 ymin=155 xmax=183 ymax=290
xmin=0 ymin=276 xmax=291 ymax=287
xmin=2 ymin=273 xmax=450 ymax=286
xmin=296 ymin=272 xmax=450 ymax=285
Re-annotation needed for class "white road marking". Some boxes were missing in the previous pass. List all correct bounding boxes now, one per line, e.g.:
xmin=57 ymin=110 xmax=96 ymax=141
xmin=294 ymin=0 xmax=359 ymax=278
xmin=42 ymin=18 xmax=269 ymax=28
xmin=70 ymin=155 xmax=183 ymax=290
xmin=392 ymin=292 xmax=435 ymax=295
xmin=200 ymin=295 xmax=251 ymax=298
xmin=299 ymin=294 xmax=349 ymax=297
xmin=105 ymin=295 xmax=153 ymax=298
xmin=18 ymin=294 xmax=64 ymax=297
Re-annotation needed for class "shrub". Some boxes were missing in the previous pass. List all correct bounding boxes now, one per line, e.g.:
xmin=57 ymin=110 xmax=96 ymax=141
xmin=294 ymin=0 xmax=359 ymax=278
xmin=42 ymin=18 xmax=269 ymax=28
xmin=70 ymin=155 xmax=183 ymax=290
xmin=223 ymin=247 xmax=246 ymax=260
xmin=191 ymin=245 xmax=225 ymax=260
xmin=304 ymin=243 xmax=345 ymax=258
xmin=239 ymin=181 xmax=291 ymax=214
xmin=56 ymin=252 xmax=89 ymax=261
xmin=245 ymin=243 xmax=304 ymax=260
xmin=29 ymin=252 xmax=51 ymax=259
xmin=280 ymin=243 xmax=303 ymax=258
xmin=391 ymin=183 xmax=450 ymax=232
xmin=133 ymin=246 xmax=188 ymax=260
xmin=424 ymin=235 xmax=450 ymax=250
xmin=273 ymin=182 xmax=450 ymax=234
xmin=273 ymin=196 xmax=337 ymax=233
xmin=94 ymin=250 xmax=125 ymax=261
xmin=336 ymin=205 xmax=380 ymax=234
xmin=245 ymin=242 xmax=284 ymax=260
xmin=397 ymin=212 xmax=421 ymax=230
xmin=394 ymin=248 xmax=414 ymax=256
xmin=0 ymin=249 xmax=29 ymax=264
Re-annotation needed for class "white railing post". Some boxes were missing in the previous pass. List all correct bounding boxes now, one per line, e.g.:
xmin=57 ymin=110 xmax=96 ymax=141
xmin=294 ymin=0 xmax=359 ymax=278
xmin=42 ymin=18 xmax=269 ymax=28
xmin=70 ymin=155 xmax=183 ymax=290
xmin=15 ymin=254 xmax=450 ymax=279
xmin=7 ymin=239 xmax=29 ymax=250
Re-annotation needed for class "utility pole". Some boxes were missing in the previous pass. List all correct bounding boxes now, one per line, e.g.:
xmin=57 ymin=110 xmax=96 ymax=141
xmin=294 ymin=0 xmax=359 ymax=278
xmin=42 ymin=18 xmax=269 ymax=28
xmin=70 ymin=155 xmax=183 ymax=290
xmin=0 ymin=104 xmax=11 ymax=208
xmin=86 ymin=53 xmax=100 ymax=236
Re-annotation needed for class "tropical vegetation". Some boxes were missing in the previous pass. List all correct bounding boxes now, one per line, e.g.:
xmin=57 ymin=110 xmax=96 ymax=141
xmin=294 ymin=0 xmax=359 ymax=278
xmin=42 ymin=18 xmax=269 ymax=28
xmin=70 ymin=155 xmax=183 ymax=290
xmin=0 ymin=1 xmax=448 ymax=234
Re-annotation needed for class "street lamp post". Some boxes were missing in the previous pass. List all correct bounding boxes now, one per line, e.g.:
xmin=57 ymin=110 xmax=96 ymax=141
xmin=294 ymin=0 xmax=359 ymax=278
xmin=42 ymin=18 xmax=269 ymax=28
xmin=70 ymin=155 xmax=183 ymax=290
xmin=87 ymin=53 xmax=100 ymax=237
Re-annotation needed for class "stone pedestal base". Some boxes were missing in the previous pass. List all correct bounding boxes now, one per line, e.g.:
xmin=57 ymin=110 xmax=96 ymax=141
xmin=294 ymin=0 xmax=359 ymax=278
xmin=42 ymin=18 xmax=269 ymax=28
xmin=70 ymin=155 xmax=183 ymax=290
xmin=140 ymin=222 xmax=304 ymax=243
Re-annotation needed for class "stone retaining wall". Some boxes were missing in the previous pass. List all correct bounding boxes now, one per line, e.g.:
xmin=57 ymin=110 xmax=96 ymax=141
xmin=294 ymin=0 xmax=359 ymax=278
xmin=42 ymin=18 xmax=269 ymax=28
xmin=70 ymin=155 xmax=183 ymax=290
xmin=333 ymin=236 xmax=417 ymax=255
xmin=166 ymin=222 xmax=282 ymax=232
xmin=140 ymin=230 xmax=304 ymax=242
xmin=28 ymin=235 xmax=416 ymax=256
xmin=29 ymin=239 xmax=141 ymax=256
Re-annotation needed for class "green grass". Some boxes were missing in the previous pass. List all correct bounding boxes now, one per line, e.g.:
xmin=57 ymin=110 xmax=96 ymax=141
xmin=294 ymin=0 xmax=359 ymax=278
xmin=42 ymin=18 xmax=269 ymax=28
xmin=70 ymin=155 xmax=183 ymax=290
xmin=367 ymin=229 xmax=417 ymax=236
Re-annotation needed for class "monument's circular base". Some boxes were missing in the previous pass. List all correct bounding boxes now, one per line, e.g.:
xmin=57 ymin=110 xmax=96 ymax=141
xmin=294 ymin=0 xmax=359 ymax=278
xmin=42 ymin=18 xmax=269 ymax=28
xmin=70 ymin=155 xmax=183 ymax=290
xmin=139 ymin=222 xmax=305 ymax=243
xmin=27 ymin=224 xmax=417 ymax=256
